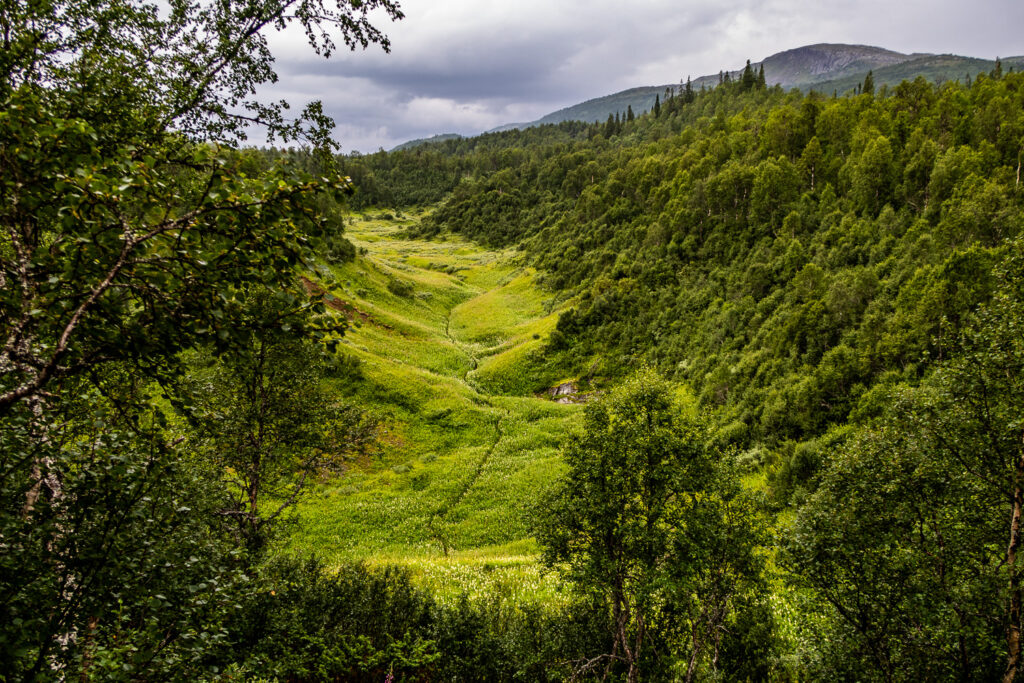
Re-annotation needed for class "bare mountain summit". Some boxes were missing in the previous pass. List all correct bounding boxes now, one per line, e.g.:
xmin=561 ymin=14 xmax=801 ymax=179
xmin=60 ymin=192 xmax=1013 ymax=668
xmin=758 ymin=43 xmax=915 ymax=87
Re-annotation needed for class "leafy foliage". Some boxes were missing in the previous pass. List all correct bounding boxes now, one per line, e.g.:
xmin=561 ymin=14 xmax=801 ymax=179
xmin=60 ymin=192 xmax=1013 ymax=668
xmin=537 ymin=371 xmax=767 ymax=681
xmin=785 ymin=239 xmax=1024 ymax=681
xmin=0 ymin=375 xmax=247 ymax=679
xmin=0 ymin=0 xmax=402 ymax=679
xmin=181 ymin=292 xmax=378 ymax=552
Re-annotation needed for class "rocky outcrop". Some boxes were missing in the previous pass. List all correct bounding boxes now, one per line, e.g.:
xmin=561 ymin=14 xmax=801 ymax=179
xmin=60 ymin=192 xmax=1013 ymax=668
xmin=546 ymin=381 xmax=596 ymax=404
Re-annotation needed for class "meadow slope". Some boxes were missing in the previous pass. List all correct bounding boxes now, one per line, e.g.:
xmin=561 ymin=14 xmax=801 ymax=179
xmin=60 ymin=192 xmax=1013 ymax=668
xmin=291 ymin=213 xmax=578 ymax=602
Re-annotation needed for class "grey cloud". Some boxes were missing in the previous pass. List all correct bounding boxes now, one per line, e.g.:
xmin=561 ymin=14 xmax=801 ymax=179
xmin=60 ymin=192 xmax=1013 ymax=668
xmin=255 ymin=0 xmax=1023 ymax=152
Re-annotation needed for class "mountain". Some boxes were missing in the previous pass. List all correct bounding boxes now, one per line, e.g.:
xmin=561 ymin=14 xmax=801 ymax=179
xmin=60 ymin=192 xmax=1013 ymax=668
xmin=525 ymin=86 xmax=665 ymax=129
xmin=390 ymin=132 xmax=463 ymax=152
xmin=757 ymin=43 xmax=914 ymax=87
xmin=810 ymin=52 xmax=1024 ymax=95
xmin=503 ymin=44 xmax=1020 ymax=130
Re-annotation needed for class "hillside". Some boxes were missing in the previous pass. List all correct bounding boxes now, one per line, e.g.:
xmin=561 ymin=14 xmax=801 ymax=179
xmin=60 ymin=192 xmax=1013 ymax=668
xmin=405 ymin=69 xmax=1024 ymax=454
xmin=504 ymin=43 xmax=1015 ymax=129
xmin=320 ymin=69 xmax=1024 ymax=678
xmin=390 ymin=132 xmax=463 ymax=152
xmin=528 ymin=85 xmax=668 ymax=128
xmin=758 ymin=43 xmax=913 ymax=87
xmin=812 ymin=52 xmax=1024 ymax=94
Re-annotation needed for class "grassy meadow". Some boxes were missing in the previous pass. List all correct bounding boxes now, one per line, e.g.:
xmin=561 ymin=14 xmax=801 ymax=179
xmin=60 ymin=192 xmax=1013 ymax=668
xmin=291 ymin=213 xmax=579 ymax=603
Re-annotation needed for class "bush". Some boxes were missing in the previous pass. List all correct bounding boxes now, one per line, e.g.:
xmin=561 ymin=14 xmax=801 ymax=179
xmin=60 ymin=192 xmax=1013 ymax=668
xmin=220 ymin=557 xmax=613 ymax=681
xmin=387 ymin=278 xmax=415 ymax=297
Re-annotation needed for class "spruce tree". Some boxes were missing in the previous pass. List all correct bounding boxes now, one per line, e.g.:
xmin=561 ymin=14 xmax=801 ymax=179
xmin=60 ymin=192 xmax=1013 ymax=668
xmin=863 ymin=69 xmax=875 ymax=95
xmin=653 ymin=94 xmax=661 ymax=117
xmin=741 ymin=59 xmax=756 ymax=91
xmin=757 ymin=63 xmax=766 ymax=89
xmin=626 ymin=104 xmax=635 ymax=122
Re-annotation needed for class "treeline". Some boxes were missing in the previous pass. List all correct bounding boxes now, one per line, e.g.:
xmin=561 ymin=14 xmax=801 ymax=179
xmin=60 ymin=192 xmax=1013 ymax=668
xmin=333 ymin=120 xmax=597 ymax=210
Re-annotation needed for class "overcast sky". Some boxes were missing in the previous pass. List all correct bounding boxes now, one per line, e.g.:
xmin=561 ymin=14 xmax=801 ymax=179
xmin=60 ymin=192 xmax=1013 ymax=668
xmin=261 ymin=0 xmax=1024 ymax=153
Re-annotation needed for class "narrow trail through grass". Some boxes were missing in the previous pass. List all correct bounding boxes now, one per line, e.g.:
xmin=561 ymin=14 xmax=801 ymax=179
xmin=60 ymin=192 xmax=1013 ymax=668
xmin=427 ymin=411 xmax=507 ymax=556
xmin=290 ymin=213 xmax=578 ymax=603
xmin=429 ymin=303 xmax=509 ymax=556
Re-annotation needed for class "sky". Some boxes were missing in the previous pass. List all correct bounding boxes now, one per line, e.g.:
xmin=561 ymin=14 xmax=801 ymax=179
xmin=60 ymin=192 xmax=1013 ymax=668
xmin=261 ymin=0 xmax=1024 ymax=153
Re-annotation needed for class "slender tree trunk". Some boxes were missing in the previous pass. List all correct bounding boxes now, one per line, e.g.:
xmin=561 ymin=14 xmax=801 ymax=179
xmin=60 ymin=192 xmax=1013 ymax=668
xmin=615 ymin=586 xmax=638 ymax=683
xmin=1004 ymin=449 xmax=1024 ymax=683
xmin=1016 ymin=141 xmax=1022 ymax=188
xmin=684 ymin=622 xmax=702 ymax=683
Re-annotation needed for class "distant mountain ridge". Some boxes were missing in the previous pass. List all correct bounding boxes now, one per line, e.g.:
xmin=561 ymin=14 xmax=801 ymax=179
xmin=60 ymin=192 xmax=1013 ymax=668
xmin=390 ymin=133 xmax=463 ymax=152
xmin=499 ymin=44 xmax=1024 ymax=131
xmin=758 ymin=43 xmax=915 ymax=86
xmin=391 ymin=44 xmax=1023 ymax=150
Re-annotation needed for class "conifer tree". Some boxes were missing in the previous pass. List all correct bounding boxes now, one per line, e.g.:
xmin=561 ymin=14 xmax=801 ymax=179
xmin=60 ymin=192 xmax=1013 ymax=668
xmin=626 ymin=105 xmax=634 ymax=122
xmin=653 ymin=94 xmax=661 ymax=117
xmin=741 ymin=59 xmax=756 ymax=91
xmin=757 ymin=63 xmax=766 ymax=89
xmin=863 ymin=70 xmax=875 ymax=95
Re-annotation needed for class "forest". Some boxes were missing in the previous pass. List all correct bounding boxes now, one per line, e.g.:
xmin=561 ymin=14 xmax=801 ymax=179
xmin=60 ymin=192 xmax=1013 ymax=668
xmin=3 ymin=0 xmax=1024 ymax=681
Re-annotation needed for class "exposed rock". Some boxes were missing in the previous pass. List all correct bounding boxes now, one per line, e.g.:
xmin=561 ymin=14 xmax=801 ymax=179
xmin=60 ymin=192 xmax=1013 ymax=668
xmin=548 ymin=381 xmax=577 ymax=398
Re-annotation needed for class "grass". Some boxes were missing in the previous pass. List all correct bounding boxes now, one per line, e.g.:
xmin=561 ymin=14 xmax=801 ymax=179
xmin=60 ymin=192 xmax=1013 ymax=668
xmin=289 ymin=214 xmax=579 ymax=603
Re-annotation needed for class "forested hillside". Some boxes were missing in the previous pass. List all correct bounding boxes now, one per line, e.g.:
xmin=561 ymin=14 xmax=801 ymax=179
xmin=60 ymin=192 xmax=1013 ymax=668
xmin=455 ymin=44 xmax=1024 ymax=133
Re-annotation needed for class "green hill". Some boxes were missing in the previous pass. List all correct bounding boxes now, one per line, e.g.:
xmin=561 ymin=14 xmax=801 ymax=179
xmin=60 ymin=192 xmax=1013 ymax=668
xmin=390 ymin=132 xmax=463 ymax=152
xmin=504 ymin=44 xmax=1019 ymax=128
xmin=312 ymin=69 xmax=1024 ymax=678
xmin=811 ymin=53 xmax=1024 ymax=94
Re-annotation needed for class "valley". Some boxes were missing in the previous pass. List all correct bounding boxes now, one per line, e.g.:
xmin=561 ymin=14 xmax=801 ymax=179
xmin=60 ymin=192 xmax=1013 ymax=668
xmin=291 ymin=213 xmax=578 ymax=603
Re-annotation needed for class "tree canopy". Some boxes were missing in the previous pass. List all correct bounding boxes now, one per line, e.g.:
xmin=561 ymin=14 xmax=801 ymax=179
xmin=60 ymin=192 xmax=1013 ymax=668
xmin=537 ymin=371 xmax=765 ymax=682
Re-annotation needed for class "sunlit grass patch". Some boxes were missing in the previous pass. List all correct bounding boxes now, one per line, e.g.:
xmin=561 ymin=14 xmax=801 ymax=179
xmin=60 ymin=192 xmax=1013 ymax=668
xmin=364 ymin=542 xmax=572 ymax=608
xmin=450 ymin=270 xmax=550 ymax=345
xmin=292 ymin=211 xmax=577 ymax=602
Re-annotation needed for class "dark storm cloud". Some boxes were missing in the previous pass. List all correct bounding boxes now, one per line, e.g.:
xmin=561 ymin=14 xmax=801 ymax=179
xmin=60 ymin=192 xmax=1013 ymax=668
xmin=278 ymin=39 xmax=582 ymax=102
xmin=259 ymin=0 xmax=1024 ymax=152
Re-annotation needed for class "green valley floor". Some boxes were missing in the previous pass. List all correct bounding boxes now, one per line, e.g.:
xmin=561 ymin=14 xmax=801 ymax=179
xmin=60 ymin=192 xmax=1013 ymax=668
xmin=290 ymin=212 xmax=578 ymax=604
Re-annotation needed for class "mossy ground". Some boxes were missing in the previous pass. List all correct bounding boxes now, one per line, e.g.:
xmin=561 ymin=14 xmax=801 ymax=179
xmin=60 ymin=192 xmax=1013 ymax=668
xmin=290 ymin=214 xmax=578 ymax=603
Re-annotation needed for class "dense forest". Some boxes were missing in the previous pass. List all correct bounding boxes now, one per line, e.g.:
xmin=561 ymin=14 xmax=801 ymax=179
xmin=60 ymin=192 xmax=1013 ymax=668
xmin=4 ymin=0 xmax=1024 ymax=680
